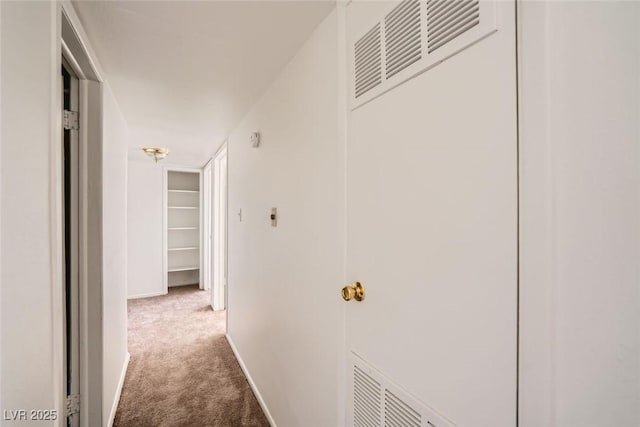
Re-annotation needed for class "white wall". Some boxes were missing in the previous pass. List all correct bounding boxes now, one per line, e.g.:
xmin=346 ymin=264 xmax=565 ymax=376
xmin=127 ymin=161 xmax=203 ymax=297
xmin=519 ymin=2 xmax=640 ymax=426
xmin=1 ymin=2 xmax=61 ymax=424
xmin=226 ymin=9 xmax=343 ymax=427
xmin=0 ymin=2 xmax=130 ymax=424
xmin=102 ymin=83 xmax=129 ymax=425
xmin=127 ymin=160 xmax=164 ymax=298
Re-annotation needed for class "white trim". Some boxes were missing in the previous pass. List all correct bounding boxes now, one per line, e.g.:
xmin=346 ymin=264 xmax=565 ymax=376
xmin=213 ymin=140 xmax=228 ymax=158
xmin=212 ymin=144 xmax=228 ymax=311
xmin=202 ymin=158 xmax=214 ymax=293
xmin=60 ymin=4 xmax=106 ymax=425
xmin=79 ymin=79 xmax=104 ymax=427
xmin=107 ymin=352 xmax=130 ymax=427
xmin=51 ymin=3 xmax=65 ymax=425
xmin=517 ymin=1 xmax=554 ymax=425
xmin=59 ymin=1 xmax=105 ymax=81
xmin=199 ymin=170 xmax=204 ymax=289
xmin=61 ymin=39 xmax=86 ymax=80
xmin=225 ymin=334 xmax=276 ymax=427
xmin=62 ymin=55 xmax=82 ymax=427
xmin=127 ymin=291 xmax=167 ymax=300
xmin=162 ymin=169 xmax=168 ymax=293
xmin=220 ymin=141 xmax=229 ymax=335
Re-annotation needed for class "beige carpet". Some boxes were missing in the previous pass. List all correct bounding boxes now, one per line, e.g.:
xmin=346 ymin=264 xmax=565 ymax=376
xmin=114 ymin=285 xmax=269 ymax=427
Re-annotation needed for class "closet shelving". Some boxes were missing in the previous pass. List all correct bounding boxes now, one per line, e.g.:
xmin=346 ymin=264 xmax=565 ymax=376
xmin=165 ymin=169 xmax=202 ymax=289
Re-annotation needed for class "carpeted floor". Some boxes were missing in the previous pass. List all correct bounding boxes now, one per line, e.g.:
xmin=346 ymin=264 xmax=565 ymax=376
xmin=114 ymin=285 xmax=269 ymax=427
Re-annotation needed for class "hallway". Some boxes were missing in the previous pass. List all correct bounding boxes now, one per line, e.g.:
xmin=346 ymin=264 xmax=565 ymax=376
xmin=114 ymin=286 xmax=269 ymax=427
xmin=1 ymin=2 xmax=639 ymax=426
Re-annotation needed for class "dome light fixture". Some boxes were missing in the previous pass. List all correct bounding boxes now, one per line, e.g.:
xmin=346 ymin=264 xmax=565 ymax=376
xmin=142 ymin=147 xmax=169 ymax=163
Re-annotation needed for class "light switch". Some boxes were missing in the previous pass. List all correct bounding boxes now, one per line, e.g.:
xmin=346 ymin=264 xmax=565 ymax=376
xmin=270 ymin=207 xmax=277 ymax=227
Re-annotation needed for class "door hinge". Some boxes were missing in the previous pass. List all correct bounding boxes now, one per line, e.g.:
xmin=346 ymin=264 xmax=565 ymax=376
xmin=66 ymin=394 xmax=80 ymax=417
xmin=63 ymin=110 xmax=79 ymax=130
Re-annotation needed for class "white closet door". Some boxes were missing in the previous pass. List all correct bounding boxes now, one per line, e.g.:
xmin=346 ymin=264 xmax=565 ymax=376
xmin=344 ymin=1 xmax=518 ymax=426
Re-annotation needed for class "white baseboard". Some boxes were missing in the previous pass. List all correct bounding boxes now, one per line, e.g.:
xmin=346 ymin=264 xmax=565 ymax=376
xmin=225 ymin=334 xmax=277 ymax=427
xmin=108 ymin=352 xmax=130 ymax=427
xmin=127 ymin=291 xmax=166 ymax=300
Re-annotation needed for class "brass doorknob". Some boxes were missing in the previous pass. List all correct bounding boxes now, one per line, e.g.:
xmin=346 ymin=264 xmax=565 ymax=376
xmin=342 ymin=282 xmax=365 ymax=302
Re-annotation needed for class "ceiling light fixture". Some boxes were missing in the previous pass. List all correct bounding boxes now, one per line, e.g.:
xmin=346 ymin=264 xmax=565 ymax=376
xmin=142 ymin=147 xmax=169 ymax=163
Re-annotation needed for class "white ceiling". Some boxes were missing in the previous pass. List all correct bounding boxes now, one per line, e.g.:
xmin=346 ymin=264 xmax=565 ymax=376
xmin=72 ymin=0 xmax=335 ymax=166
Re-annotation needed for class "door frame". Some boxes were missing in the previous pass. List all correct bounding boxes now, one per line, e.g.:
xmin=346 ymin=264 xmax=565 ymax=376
xmin=516 ymin=1 xmax=552 ymax=424
xmin=55 ymin=4 xmax=105 ymax=427
xmin=61 ymin=56 xmax=81 ymax=427
xmin=212 ymin=142 xmax=228 ymax=312
xmin=202 ymin=158 xmax=214 ymax=292
xmin=162 ymin=166 xmax=204 ymax=293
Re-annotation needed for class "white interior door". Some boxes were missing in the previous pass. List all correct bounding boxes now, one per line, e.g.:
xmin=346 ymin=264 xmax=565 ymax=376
xmin=212 ymin=145 xmax=228 ymax=311
xmin=344 ymin=1 xmax=518 ymax=426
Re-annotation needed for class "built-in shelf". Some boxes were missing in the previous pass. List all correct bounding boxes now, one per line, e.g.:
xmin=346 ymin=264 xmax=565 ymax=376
xmin=168 ymin=265 xmax=199 ymax=272
xmin=166 ymin=169 xmax=201 ymax=289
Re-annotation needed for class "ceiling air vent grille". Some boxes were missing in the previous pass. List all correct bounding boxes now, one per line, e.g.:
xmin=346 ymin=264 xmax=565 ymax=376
xmin=385 ymin=389 xmax=421 ymax=427
xmin=384 ymin=0 xmax=422 ymax=79
xmin=354 ymin=23 xmax=382 ymax=98
xmin=426 ymin=0 xmax=480 ymax=53
xmin=354 ymin=365 xmax=382 ymax=427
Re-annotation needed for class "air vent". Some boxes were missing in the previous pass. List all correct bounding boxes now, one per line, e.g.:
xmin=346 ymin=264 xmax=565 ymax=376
xmin=426 ymin=0 xmax=480 ymax=53
xmin=350 ymin=353 xmax=455 ymax=427
xmin=349 ymin=0 xmax=496 ymax=108
xmin=354 ymin=23 xmax=382 ymax=98
xmin=385 ymin=389 xmax=421 ymax=427
xmin=354 ymin=366 xmax=382 ymax=427
xmin=385 ymin=0 xmax=422 ymax=79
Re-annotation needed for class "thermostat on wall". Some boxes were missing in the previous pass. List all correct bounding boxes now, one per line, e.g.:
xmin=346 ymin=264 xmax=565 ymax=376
xmin=250 ymin=132 xmax=260 ymax=148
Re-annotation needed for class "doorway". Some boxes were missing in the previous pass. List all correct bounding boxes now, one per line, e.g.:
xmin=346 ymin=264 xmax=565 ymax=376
xmin=62 ymin=58 xmax=80 ymax=427
xmin=164 ymin=168 xmax=203 ymax=292
xmin=60 ymin=8 xmax=106 ymax=424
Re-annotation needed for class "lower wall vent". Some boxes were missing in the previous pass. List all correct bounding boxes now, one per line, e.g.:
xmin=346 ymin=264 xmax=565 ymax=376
xmin=350 ymin=352 xmax=455 ymax=427
xmin=354 ymin=366 xmax=382 ymax=427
